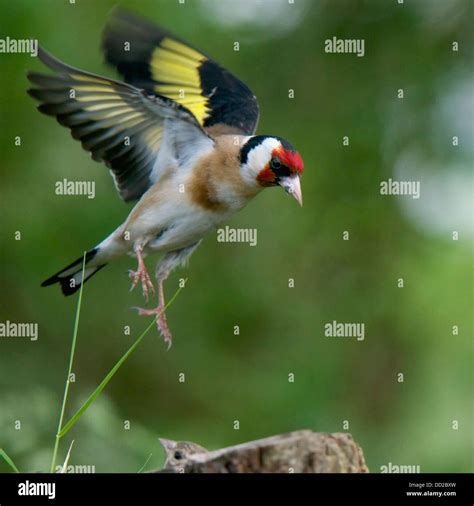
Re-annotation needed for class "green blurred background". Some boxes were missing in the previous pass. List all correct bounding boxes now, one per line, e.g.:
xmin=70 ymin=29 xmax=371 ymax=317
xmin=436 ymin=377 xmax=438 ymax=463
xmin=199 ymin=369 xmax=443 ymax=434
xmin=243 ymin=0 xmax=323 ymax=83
xmin=0 ymin=0 xmax=472 ymax=473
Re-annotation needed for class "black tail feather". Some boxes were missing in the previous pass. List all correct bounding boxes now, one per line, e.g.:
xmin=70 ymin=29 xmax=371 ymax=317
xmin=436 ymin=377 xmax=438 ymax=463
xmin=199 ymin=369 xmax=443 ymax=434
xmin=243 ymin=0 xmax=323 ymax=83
xmin=41 ymin=248 xmax=106 ymax=296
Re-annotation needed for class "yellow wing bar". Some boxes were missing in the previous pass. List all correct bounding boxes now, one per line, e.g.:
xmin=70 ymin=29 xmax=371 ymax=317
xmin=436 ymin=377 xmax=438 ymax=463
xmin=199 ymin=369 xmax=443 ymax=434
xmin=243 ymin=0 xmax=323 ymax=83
xmin=150 ymin=37 xmax=211 ymax=125
xmin=103 ymin=8 xmax=260 ymax=135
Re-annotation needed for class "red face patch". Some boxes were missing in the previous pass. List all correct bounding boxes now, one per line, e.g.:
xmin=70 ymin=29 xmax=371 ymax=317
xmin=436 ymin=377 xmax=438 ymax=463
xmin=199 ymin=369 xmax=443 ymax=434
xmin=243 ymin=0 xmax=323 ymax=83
xmin=274 ymin=147 xmax=304 ymax=175
xmin=257 ymin=167 xmax=276 ymax=185
xmin=256 ymin=145 xmax=304 ymax=186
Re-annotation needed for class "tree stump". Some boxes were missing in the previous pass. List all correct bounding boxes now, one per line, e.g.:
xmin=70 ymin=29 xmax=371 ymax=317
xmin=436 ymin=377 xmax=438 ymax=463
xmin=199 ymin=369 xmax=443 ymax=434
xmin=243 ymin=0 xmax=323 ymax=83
xmin=153 ymin=430 xmax=369 ymax=473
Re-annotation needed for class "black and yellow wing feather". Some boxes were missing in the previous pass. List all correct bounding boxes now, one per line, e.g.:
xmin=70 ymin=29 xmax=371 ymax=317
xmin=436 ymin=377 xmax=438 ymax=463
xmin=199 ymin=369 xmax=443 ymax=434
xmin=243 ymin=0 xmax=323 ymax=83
xmin=28 ymin=47 xmax=209 ymax=202
xmin=102 ymin=8 xmax=260 ymax=136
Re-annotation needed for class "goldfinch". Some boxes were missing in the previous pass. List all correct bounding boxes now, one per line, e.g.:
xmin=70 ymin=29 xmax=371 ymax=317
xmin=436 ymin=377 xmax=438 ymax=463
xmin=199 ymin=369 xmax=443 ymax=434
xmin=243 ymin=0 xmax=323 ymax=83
xmin=28 ymin=9 xmax=304 ymax=348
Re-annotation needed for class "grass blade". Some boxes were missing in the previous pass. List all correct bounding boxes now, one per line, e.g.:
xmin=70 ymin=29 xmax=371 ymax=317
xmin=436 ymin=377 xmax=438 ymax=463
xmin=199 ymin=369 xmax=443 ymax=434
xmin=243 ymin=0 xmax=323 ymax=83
xmin=58 ymin=282 xmax=185 ymax=439
xmin=0 ymin=448 xmax=20 ymax=473
xmin=59 ymin=440 xmax=75 ymax=473
xmin=137 ymin=453 xmax=153 ymax=473
xmin=50 ymin=252 xmax=87 ymax=473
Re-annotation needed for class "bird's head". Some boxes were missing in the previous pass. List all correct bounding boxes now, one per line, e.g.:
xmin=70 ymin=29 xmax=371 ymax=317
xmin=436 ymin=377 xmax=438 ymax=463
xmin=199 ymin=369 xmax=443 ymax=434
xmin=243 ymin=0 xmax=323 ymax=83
xmin=240 ymin=135 xmax=304 ymax=206
xmin=159 ymin=438 xmax=208 ymax=470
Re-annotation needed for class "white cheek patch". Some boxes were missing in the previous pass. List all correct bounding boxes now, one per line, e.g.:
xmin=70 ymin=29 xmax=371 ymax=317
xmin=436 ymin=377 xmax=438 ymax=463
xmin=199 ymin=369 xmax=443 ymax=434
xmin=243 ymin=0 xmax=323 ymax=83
xmin=241 ymin=137 xmax=281 ymax=185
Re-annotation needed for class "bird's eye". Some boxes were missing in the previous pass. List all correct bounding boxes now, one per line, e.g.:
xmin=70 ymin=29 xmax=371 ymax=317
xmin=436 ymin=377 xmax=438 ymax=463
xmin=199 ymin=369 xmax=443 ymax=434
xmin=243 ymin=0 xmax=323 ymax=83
xmin=174 ymin=450 xmax=184 ymax=460
xmin=270 ymin=157 xmax=281 ymax=170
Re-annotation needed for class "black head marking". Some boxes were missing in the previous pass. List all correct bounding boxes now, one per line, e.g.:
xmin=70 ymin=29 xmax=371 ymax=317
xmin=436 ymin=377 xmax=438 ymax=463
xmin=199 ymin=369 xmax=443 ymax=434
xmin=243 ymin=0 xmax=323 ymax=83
xmin=278 ymin=137 xmax=297 ymax=153
xmin=240 ymin=135 xmax=297 ymax=167
xmin=240 ymin=135 xmax=268 ymax=165
xmin=270 ymin=157 xmax=291 ymax=180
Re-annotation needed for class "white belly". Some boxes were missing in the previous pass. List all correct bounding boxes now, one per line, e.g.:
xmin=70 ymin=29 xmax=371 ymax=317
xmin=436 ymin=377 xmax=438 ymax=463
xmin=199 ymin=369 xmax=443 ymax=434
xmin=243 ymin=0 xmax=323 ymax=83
xmin=144 ymin=206 xmax=229 ymax=253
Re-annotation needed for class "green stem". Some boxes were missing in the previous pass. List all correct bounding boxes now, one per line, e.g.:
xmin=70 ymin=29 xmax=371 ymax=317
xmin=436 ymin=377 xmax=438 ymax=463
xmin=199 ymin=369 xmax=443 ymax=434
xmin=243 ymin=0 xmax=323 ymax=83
xmin=50 ymin=252 xmax=87 ymax=473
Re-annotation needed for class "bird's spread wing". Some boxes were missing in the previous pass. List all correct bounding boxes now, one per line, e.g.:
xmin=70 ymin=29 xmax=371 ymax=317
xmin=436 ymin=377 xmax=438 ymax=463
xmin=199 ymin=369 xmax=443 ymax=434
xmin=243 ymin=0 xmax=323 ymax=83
xmin=102 ymin=8 xmax=260 ymax=136
xmin=28 ymin=47 xmax=213 ymax=202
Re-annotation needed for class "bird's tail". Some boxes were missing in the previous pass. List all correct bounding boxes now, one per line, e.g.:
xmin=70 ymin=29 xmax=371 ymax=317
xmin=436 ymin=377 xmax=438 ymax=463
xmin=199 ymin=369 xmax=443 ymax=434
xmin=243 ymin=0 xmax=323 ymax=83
xmin=41 ymin=248 xmax=106 ymax=296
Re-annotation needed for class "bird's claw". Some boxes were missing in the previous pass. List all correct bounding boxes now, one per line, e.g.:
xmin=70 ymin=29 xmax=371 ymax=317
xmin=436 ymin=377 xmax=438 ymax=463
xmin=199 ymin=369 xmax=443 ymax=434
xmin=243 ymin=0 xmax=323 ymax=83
xmin=132 ymin=305 xmax=173 ymax=349
xmin=129 ymin=268 xmax=155 ymax=302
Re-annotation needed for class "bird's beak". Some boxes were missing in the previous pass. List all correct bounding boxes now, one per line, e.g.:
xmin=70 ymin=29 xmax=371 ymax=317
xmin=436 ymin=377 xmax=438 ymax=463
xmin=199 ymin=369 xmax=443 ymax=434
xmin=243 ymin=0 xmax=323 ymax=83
xmin=279 ymin=175 xmax=303 ymax=206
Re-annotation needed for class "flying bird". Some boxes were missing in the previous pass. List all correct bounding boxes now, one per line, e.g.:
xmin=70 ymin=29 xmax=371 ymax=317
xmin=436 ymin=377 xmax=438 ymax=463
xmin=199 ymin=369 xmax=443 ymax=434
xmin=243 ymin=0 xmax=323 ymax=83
xmin=28 ymin=9 xmax=304 ymax=348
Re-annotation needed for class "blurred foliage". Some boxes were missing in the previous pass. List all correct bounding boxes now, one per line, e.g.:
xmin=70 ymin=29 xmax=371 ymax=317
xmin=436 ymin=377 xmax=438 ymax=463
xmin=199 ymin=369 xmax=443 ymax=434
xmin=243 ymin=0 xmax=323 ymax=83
xmin=0 ymin=0 xmax=472 ymax=473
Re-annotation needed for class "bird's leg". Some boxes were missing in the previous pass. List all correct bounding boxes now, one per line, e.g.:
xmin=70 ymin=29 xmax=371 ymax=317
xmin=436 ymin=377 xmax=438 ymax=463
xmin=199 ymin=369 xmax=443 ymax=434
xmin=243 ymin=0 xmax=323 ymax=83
xmin=133 ymin=242 xmax=202 ymax=349
xmin=129 ymin=244 xmax=155 ymax=302
xmin=134 ymin=265 xmax=172 ymax=348
xmin=156 ymin=274 xmax=172 ymax=348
